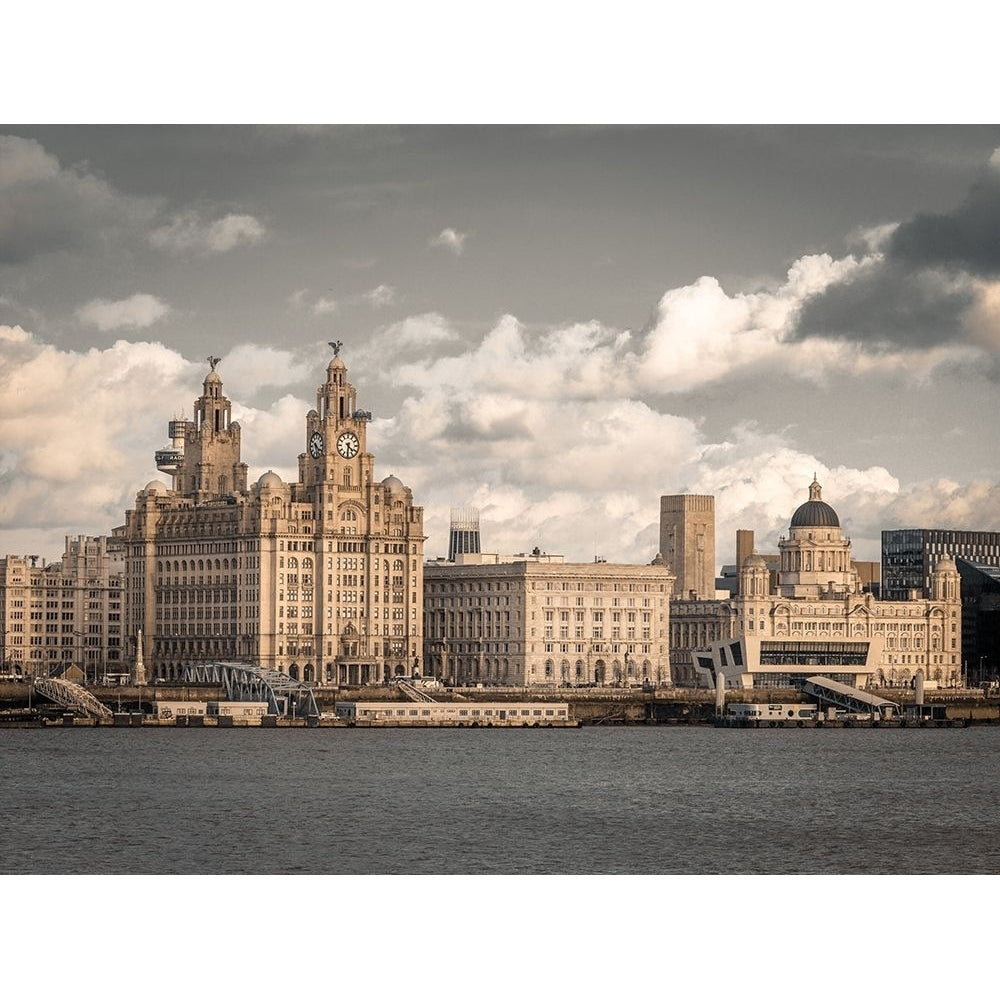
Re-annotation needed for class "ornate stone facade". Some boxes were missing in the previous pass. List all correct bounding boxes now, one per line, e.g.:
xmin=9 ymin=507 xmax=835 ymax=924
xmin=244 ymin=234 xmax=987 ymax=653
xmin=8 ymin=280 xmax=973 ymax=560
xmin=672 ymin=479 xmax=963 ymax=687
xmin=424 ymin=555 xmax=675 ymax=688
xmin=122 ymin=350 xmax=425 ymax=685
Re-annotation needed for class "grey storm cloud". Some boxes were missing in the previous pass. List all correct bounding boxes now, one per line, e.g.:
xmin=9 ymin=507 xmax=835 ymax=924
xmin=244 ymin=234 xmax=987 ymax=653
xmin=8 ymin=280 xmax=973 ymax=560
xmin=0 ymin=135 xmax=156 ymax=265
xmin=796 ymin=261 xmax=976 ymax=347
xmin=888 ymin=169 xmax=1000 ymax=276
xmin=794 ymin=156 xmax=1000 ymax=348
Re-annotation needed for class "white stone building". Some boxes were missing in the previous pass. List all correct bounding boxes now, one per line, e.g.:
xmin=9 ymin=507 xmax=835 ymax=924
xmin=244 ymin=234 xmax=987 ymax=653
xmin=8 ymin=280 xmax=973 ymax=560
xmin=0 ymin=536 xmax=124 ymax=682
xmin=680 ymin=479 xmax=963 ymax=689
xmin=423 ymin=553 xmax=675 ymax=688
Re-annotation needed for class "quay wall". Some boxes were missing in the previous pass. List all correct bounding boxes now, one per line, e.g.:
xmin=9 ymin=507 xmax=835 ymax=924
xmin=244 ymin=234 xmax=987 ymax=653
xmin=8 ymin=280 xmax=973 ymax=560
xmin=4 ymin=681 xmax=1000 ymax=727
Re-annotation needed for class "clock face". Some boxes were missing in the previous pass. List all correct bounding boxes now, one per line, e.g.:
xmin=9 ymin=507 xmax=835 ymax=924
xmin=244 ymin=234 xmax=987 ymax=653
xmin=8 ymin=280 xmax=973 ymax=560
xmin=337 ymin=431 xmax=360 ymax=458
xmin=308 ymin=431 xmax=324 ymax=458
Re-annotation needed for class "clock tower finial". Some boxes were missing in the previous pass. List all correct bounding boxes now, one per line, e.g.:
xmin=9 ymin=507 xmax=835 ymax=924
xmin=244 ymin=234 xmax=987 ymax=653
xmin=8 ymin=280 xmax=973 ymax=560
xmin=328 ymin=340 xmax=343 ymax=357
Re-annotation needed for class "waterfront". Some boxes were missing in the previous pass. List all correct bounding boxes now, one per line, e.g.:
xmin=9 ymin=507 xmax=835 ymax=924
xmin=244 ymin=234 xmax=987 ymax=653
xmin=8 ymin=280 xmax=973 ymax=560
xmin=3 ymin=726 xmax=999 ymax=875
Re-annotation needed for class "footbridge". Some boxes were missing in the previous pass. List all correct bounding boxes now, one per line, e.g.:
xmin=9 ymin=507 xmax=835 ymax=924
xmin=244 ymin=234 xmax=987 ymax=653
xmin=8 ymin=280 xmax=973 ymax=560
xmin=33 ymin=678 xmax=114 ymax=720
xmin=799 ymin=675 xmax=900 ymax=720
xmin=180 ymin=662 xmax=319 ymax=719
xmin=395 ymin=679 xmax=437 ymax=703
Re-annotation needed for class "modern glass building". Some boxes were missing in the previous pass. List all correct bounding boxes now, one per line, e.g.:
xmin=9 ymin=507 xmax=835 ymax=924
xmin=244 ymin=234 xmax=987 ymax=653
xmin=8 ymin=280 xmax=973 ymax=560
xmin=882 ymin=529 xmax=1000 ymax=600
xmin=955 ymin=558 xmax=1000 ymax=686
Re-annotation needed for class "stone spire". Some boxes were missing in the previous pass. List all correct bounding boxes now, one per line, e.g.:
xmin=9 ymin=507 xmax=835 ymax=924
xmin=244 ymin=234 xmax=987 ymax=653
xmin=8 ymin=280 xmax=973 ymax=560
xmin=133 ymin=630 xmax=147 ymax=686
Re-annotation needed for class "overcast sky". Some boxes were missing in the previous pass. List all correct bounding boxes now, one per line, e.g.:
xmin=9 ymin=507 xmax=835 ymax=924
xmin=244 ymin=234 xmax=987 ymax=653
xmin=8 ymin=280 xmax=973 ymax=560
xmin=2 ymin=124 xmax=1000 ymax=567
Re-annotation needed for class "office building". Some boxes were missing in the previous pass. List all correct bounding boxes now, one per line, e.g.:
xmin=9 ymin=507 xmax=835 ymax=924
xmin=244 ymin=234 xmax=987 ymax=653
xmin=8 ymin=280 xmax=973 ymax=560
xmin=673 ymin=479 xmax=963 ymax=688
xmin=882 ymin=528 xmax=1000 ymax=600
xmin=122 ymin=348 xmax=425 ymax=685
xmin=955 ymin=558 xmax=1000 ymax=685
xmin=0 ymin=536 xmax=124 ymax=682
xmin=424 ymin=552 xmax=674 ymax=687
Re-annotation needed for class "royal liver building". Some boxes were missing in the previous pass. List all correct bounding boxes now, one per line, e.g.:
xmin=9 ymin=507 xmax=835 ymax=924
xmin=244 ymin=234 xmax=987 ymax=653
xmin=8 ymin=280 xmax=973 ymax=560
xmin=122 ymin=348 xmax=425 ymax=686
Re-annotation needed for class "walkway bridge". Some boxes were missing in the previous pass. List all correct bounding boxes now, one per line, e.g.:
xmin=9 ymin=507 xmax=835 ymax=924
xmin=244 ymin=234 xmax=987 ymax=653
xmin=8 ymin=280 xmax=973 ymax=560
xmin=33 ymin=678 xmax=114 ymax=720
xmin=180 ymin=662 xmax=319 ymax=719
xmin=798 ymin=675 xmax=900 ymax=720
xmin=395 ymin=679 xmax=437 ymax=703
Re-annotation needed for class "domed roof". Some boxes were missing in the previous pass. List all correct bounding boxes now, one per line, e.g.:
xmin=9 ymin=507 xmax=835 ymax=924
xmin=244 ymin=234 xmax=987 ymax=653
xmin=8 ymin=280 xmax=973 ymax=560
xmin=327 ymin=355 xmax=346 ymax=372
xmin=204 ymin=370 xmax=222 ymax=384
xmin=743 ymin=550 xmax=768 ymax=569
xmin=790 ymin=477 xmax=840 ymax=528
xmin=257 ymin=470 xmax=283 ymax=489
xmin=934 ymin=554 xmax=957 ymax=573
xmin=144 ymin=480 xmax=169 ymax=495
xmin=381 ymin=474 xmax=405 ymax=492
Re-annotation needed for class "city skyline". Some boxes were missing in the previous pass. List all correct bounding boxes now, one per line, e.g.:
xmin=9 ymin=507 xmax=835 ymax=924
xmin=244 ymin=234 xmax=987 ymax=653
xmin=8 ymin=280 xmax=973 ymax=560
xmin=2 ymin=125 xmax=1000 ymax=566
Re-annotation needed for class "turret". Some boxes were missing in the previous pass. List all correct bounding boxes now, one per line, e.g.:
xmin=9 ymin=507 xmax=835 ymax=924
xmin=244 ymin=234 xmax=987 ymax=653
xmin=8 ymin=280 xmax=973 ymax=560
xmin=931 ymin=554 xmax=960 ymax=602
xmin=168 ymin=358 xmax=247 ymax=500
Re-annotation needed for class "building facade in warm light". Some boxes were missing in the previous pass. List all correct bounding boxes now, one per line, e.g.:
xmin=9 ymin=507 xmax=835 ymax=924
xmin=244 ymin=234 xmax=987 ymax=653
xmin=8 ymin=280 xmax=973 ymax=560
xmin=673 ymin=479 xmax=963 ymax=688
xmin=122 ymin=349 xmax=425 ymax=686
xmin=0 ymin=536 xmax=124 ymax=682
xmin=423 ymin=553 xmax=675 ymax=688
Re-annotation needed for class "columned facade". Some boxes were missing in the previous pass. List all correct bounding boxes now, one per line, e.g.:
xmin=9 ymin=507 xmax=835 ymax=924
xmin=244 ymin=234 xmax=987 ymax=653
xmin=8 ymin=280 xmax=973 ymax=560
xmin=672 ymin=479 xmax=964 ymax=688
xmin=424 ymin=556 xmax=675 ymax=688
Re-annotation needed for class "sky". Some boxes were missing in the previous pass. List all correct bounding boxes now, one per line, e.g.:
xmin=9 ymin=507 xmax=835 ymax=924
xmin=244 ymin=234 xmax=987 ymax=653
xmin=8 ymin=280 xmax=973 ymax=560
xmin=3 ymin=123 xmax=1000 ymax=569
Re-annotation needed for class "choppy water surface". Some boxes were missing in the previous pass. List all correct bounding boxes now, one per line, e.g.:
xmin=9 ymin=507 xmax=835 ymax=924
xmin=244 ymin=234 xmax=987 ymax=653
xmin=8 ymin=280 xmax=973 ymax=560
xmin=2 ymin=726 xmax=998 ymax=874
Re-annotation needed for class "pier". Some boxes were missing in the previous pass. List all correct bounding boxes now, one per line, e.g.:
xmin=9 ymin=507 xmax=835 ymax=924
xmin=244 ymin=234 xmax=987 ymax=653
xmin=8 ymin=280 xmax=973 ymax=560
xmin=3 ymin=678 xmax=1000 ymax=728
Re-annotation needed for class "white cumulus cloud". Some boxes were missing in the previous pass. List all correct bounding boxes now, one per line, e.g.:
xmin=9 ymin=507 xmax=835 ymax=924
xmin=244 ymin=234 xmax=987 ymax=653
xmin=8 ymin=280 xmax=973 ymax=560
xmin=429 ymin=227 xmax=467 ymax=255
xmin=0 ymin=327 xmax=318 ymax=557
xmin=313 ymin=296 xmax=338 ymax=315
xmin=76 ymin=293 xmax=170 ymax=331
xmin=149 ymin=211 xmax=267 ymax=254
xmin=364 ymin=284 xmax=396 ymax=308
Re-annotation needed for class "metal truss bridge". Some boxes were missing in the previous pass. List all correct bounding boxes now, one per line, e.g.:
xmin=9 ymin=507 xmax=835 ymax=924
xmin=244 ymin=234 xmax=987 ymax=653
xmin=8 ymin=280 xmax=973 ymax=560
xmin=33 ymin=678 xmax=114 ymax=720
xmin=180 ymin=662 xmax=319 ymax=719
xmin=799 ymin=675 xmax=900 ymax=720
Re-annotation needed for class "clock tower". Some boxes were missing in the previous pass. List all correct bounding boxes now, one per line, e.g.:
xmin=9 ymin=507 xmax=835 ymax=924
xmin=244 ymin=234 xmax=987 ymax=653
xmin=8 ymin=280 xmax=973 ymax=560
xmin=129 ymin=342 xmax=425 ymax=687
xmin=298 ymin=348 xmax=374 ymax=499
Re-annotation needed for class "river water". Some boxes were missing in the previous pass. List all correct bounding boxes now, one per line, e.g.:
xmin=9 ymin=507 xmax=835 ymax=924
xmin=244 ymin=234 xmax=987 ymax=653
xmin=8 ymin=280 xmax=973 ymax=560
xmin=2 ymin=726 xmax=999 ymax=875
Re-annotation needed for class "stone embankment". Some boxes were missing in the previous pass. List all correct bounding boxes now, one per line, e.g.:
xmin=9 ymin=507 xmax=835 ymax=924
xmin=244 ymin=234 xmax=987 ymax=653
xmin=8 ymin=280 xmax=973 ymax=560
xmin=2 ymin=681 xmax=1000 ymax=727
